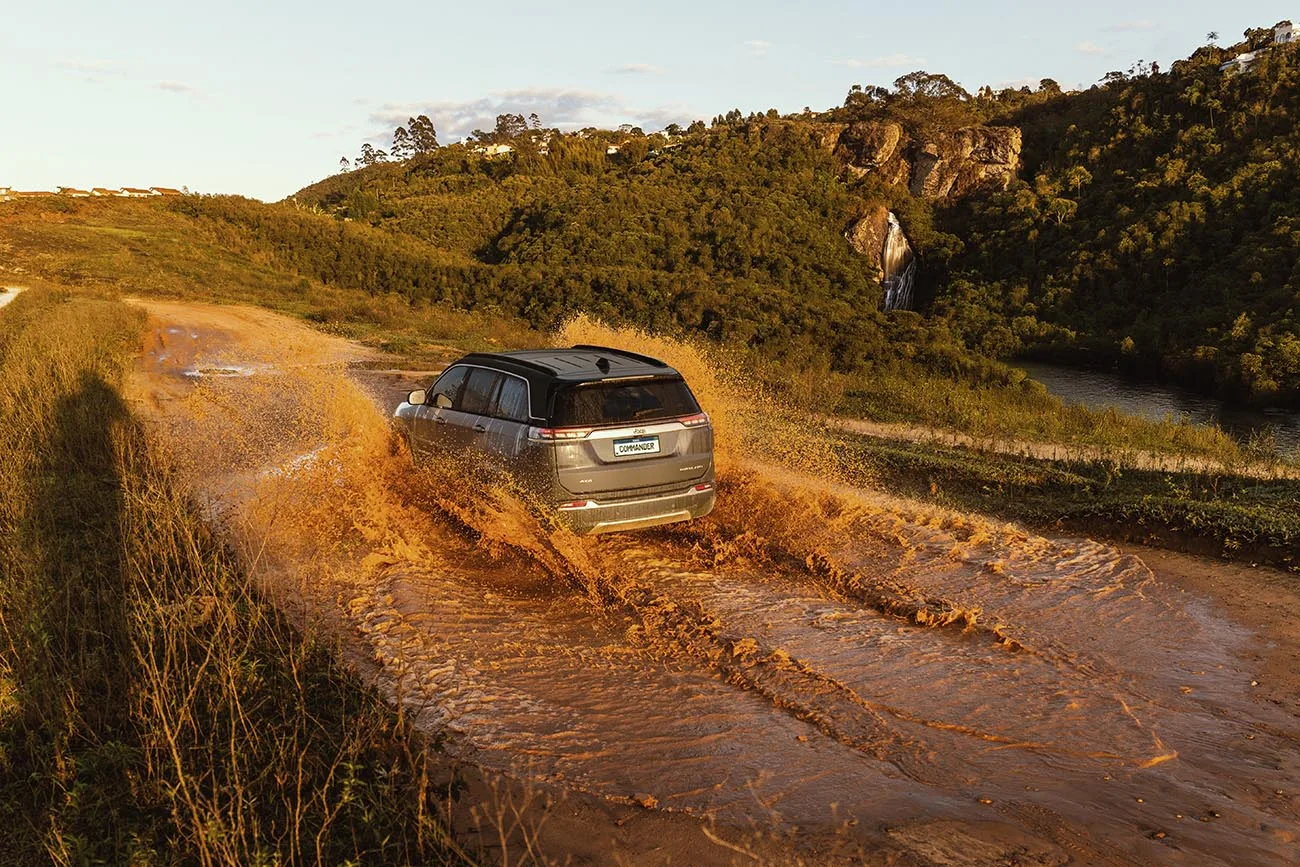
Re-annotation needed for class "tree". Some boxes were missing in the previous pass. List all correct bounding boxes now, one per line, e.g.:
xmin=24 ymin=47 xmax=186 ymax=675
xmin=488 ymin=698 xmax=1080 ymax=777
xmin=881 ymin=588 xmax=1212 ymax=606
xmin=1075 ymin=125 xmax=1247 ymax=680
xmin=339 ymin=156 xmax=351 ymax=173
xmin=407 ymin=115 xmax=439 ymax=153
xmin=1206 ymin=31 xmax=1219 ymax=44
xmin=1064 ymin=165 xmax=1093 ymax=196
xmin=496 ymin=113 xmax=529 ymax=140
xmin=391 ymin=126 xmax=411 ymax=161
xmin=893 ymin=71 xmax=970 ymax=101
xmin=357 ymin=143 xmax=388 ymax=166
xmin=529 ymin=112 xmax=542 ymax=130
xmin=687 ymin=120 xmax=706 ymax=134
xmin=665 ymin=122 xmax=683 ymax=136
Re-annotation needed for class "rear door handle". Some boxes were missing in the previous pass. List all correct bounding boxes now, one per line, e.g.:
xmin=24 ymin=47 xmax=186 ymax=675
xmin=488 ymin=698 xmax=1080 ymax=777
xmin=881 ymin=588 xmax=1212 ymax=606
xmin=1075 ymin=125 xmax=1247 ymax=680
xmin=473 ymin=423 xmax=488 ymax=432
xmin=435 ymin=417 xmax=447 ymax=424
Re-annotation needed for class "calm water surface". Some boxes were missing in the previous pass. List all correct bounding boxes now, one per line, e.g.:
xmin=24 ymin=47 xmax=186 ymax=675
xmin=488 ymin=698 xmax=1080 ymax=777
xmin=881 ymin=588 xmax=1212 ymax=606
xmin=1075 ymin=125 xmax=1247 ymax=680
xmin=1014 ymin=360 xmax=1300 ymax=458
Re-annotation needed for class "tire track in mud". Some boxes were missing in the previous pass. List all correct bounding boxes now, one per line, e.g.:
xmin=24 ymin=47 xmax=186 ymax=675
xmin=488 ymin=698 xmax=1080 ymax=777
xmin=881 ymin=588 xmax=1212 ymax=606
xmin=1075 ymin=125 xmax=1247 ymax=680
xmin=423 ymin=486 xmax=939 ymax=783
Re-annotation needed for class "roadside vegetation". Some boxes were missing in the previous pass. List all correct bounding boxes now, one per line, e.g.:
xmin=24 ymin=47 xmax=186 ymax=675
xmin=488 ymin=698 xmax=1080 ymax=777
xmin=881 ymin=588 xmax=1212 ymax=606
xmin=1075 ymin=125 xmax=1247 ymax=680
xmin=0 ymin=288 xmax=467 ymax=865
xmin=833 ymin=429 xmax=1300 ymax=569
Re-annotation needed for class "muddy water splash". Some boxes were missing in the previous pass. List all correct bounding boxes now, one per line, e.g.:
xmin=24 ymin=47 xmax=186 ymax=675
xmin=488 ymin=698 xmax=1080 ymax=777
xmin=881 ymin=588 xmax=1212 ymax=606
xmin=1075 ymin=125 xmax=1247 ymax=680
xmin=132 ymin=301 xmax=1300 ymax=865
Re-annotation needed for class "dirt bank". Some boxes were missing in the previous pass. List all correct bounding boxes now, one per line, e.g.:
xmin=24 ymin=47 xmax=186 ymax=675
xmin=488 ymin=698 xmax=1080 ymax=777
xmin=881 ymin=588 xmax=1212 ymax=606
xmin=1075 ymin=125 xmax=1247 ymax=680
xmin=126 ymin=298 xmax=1300 ymax=866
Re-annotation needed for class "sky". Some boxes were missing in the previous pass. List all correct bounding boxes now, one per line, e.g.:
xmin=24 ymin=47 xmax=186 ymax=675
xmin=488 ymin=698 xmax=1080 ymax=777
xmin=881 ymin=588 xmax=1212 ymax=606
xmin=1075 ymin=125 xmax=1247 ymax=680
xmin=1 ymin=1 xmax=1295 ymax=201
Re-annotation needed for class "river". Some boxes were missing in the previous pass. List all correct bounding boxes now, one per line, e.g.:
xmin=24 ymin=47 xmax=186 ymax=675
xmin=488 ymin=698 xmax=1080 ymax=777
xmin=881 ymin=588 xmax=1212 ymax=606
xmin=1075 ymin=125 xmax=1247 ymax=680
xmin=1014 ymin=360 xmax=1300 ymax=458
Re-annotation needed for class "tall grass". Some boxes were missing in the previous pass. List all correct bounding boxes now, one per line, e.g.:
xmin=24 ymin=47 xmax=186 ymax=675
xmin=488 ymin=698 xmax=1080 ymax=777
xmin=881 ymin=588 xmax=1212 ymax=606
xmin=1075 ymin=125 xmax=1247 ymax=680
xmin=0 ymin=289 xmax=467 ymax=865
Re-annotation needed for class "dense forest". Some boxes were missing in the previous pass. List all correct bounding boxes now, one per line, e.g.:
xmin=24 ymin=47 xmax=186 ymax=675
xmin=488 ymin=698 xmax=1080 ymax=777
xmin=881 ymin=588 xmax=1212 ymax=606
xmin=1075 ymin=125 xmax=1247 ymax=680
xmin=934 ymin=28 xmax=1300 ymax=405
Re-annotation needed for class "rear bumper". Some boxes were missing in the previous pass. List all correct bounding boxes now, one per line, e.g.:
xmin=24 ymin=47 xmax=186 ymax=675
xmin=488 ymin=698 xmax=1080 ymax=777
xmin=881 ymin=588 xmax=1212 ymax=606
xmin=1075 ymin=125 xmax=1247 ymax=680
xmin=556 ymin=486 xmax=716 ymax=534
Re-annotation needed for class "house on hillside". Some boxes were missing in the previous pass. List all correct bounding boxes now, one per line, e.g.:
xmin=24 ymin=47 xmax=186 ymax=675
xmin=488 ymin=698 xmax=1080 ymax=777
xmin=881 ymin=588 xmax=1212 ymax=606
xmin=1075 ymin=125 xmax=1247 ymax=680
xmin=117 ymin=187 xmax=157 ymax=197
xmin=91 ymin=188 xmax=119 ymax=196
xmin=150 ymin=187 xmax=183 ymax=196
xmin=1221 ymin=49 xmax=1263 ymax=73
xmin=1220 ymin=21 xmax=1297 ymax=73
xmin=0 ymin=187 xmax=10 ymax=202
xmin=470 ymin=143 xmax=514 ymax=157
xmin=13 ymin=190 xmax=55 ymax=197
xmin=59 ymin=188 xmax=91 ymax=197
xmin=605 ymin=144 xmax=620 ymax=155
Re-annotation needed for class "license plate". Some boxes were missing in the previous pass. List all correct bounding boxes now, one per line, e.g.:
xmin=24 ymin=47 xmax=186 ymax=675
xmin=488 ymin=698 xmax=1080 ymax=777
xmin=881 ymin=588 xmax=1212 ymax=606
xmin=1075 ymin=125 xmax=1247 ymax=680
xmin=613 ymin=435 xmax=660 ymax=457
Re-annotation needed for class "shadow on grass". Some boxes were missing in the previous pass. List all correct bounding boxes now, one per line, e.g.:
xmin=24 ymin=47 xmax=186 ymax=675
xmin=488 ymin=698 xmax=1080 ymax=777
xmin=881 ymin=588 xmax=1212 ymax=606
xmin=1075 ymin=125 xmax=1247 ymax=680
xmin=0 ymin=369 xmax=156 ymax=861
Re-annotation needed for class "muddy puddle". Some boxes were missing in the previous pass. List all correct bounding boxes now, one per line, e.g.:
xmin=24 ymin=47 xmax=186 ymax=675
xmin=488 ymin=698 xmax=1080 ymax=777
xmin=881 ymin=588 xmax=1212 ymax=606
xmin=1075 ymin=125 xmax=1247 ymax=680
xmin=129 ymin=300 xmax=1300 ymax=865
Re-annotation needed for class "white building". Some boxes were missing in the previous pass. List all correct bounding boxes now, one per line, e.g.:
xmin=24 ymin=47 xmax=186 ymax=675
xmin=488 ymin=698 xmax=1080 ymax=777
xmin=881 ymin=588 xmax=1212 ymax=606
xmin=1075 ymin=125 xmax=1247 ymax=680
xmin=117 ymin=187 xmax=158 ymax=197
xmin=470 ymin=143 xmax=514 ymax=157
xmin=1221 ymin=22 xmax=1298 ymax=73
xmin=59 ymin=187 xmax=91 ymax=197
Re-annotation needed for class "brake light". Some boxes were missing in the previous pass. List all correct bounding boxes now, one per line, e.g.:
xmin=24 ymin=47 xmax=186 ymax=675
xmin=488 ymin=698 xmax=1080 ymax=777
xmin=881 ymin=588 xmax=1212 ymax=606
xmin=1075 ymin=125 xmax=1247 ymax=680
xmin=693 ymin=483 xmax=713 ymax=492
xmin=530 ymin=426 xmax=593 ymax=441
xmin=558 ymin=500 xmax=591 ymax=509
xmin=679 ymin=412 xmax=710 ymax=427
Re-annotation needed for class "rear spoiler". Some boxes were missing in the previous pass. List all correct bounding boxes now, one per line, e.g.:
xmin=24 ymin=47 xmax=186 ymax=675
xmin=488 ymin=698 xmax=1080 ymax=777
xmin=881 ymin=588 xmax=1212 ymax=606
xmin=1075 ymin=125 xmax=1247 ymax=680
xmin=570 ymin=344 xmax=669 ymax=368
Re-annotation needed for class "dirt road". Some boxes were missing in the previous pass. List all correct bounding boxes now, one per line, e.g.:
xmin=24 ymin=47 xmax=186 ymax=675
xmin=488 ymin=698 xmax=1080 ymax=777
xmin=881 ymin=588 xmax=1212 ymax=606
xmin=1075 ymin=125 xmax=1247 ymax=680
xmin=127 ymin=298 xmax=1300 ymax=866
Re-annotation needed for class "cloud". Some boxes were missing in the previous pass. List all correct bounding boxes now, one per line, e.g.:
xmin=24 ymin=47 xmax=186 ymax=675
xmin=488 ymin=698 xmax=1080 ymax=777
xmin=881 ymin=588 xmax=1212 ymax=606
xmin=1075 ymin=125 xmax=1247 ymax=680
xmin=610 ymin=63 xmax=665 ymax=75
xmin=1103 ymin=20 xmax=1155 ymax=32
xmin=832 ymin=53 xmax=927 ymax=70
xmin=744 ymin=40 xmax=771 ymax=56
xmin=54 ymin=58 xmax=128 ymax=82
xmin=370 ymin=88 xmax=695 ymax=142
xmin=157 ymin=81 xmax=201 ymax=96
xmin=1074 ymin=41 xmax=1108 ymax=55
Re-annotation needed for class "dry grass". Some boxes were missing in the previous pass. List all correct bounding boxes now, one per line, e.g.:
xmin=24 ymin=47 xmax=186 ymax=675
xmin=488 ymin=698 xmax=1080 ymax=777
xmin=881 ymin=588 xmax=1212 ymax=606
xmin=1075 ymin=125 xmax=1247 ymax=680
xmin=0 ymin=288 xmax=470 ymax=865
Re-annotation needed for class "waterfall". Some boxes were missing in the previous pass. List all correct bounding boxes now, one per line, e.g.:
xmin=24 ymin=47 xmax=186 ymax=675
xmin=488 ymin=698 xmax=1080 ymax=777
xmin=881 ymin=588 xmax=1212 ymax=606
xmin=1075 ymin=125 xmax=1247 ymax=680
xmin=881 ymin=212 xmax=916 ymax=311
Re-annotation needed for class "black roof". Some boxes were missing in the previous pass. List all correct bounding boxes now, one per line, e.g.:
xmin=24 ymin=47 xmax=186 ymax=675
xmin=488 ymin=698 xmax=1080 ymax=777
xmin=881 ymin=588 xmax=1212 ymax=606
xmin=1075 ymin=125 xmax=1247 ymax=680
xmin=453 ymin=346 xmax=680 ymax=421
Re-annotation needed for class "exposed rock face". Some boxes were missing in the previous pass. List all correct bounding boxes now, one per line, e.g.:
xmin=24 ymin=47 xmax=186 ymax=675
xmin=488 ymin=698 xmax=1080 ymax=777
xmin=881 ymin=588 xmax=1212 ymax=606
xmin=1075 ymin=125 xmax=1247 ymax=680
xmin=846 ymin=204 xmax=891 ymax=275
xmin=907 ymin=127 xmax=1022 ymax=199
xmin=834 ymin=122 xmax=1021 ymax=201
xmin=836 ymin=122 xmax=910 ymax=187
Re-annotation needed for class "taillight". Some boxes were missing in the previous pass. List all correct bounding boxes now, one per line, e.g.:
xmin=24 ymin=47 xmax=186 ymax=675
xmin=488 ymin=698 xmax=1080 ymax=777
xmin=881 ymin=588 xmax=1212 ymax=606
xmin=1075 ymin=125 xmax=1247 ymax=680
xmin=693 ymin=483 xmax=713 ymax=492
xmin=558 ymin=500 xmax=591 ymax=509
xmin=679 ymin=412 xmax=710 ymax=427
xmin=529 ymin=426 xmax=593 ymax=441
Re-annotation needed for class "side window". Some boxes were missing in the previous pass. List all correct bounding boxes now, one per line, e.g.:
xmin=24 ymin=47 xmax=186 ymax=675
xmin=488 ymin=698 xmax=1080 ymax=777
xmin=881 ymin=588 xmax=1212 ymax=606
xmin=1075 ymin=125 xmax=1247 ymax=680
xmin=458 ymin=368 xmax=503 ymax=416
xmin=493 ymin=376 xmax=529 ymax=422
xmin=430 ymin=366 xmax=469 ymax=407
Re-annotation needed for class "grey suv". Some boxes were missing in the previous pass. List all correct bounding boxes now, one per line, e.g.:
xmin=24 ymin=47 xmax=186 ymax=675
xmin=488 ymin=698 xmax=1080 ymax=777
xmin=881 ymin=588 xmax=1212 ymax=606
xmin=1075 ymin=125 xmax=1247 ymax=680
xmin=394 ymin=345 xmax=715 ymax=534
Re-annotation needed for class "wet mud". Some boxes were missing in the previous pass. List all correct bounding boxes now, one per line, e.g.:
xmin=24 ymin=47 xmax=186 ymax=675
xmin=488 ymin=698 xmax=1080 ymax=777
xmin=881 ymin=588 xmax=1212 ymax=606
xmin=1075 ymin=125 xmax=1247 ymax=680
xmin=128 ymin=300 xmax=1300 ymax=865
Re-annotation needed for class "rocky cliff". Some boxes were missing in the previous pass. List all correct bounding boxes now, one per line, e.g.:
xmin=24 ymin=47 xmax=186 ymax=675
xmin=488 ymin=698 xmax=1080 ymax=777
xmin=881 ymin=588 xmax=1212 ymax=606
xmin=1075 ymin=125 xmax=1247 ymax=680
xmin=749 ymin=118 xmax=1021 ymax=202
xmin=835 ymin=121 xmax=1021 ymax=200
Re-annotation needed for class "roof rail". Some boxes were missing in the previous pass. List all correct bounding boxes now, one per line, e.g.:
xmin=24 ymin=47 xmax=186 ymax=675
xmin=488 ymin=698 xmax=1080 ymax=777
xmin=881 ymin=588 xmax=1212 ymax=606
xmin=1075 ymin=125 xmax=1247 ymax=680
xmin=570 ymin=344 xmax=669 ymax=368
xmin=460 ymin=351 xmax=556 ymax=377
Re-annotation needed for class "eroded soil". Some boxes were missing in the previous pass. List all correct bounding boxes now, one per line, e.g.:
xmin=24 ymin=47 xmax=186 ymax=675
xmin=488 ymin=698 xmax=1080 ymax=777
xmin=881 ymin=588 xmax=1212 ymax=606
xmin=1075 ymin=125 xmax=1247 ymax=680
xmin=127 ymin=298 xmax=1300 ymax=866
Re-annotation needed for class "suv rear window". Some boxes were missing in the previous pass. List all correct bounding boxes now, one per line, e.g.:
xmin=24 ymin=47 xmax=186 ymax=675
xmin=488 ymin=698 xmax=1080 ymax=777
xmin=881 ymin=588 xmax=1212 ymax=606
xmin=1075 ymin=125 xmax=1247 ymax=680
xmin=552 ymin=377 xmax=700 ymax=427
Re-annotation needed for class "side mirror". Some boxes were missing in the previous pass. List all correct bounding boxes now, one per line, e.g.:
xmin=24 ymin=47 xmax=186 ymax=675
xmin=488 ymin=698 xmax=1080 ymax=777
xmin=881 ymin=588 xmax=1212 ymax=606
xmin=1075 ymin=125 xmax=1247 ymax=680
xmin=407 ymin=389 xmax=427 ymax=406
xmin=435 ymin=392 xmax=453 ymax=409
